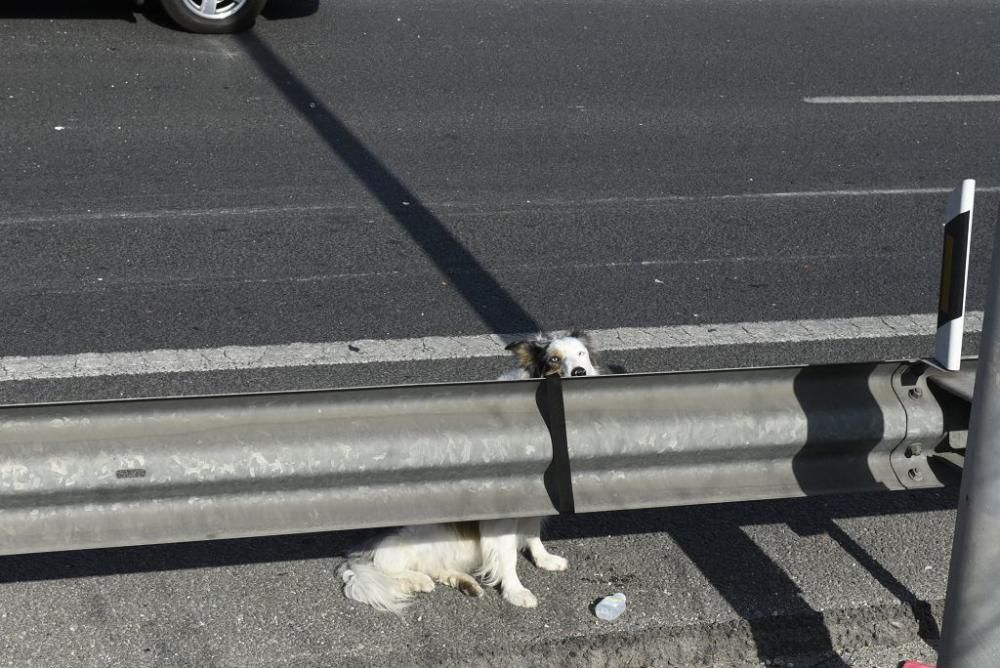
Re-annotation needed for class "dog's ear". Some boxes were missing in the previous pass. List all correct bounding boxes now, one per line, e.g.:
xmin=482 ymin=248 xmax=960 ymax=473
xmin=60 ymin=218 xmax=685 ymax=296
xmin=505 ymin=340 xmax=546 ymax=370
xmin=569 ymin=330 xmax=592 ymax=348
xmin=504 ymin=340 xmax=532 ymax=367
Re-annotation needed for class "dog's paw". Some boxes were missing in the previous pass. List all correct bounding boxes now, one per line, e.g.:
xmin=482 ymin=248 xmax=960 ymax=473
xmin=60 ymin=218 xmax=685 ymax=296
xmin=534 ymin=553 xmax=568 ymax=571
xmin=458 ymin=579 xmax=484 ymax=597
xmin=402 ymin=573 xmax=436 ymax=594
xmin=503 ymin=587 xmax=538 ymax=608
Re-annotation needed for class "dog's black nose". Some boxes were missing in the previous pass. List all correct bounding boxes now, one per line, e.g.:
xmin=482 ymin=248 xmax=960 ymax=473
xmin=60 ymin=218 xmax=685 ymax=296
xmin=571 ymin=367 xmax=587 ymax=377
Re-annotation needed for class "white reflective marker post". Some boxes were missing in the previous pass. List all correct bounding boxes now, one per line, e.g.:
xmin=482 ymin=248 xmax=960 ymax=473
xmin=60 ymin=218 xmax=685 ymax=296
xmin=934 ymin=180 xmax=975 ymax=371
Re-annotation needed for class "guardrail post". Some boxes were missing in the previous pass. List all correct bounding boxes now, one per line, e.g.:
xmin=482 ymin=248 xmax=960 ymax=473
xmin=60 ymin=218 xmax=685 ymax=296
xmin=937 ymin=209 xmax=1000 ymax=667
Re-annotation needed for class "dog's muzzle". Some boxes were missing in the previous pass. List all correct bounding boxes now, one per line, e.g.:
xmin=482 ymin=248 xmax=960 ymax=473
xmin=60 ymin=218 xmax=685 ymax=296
xmin=571 ymin=367 xmax=587 ymax=377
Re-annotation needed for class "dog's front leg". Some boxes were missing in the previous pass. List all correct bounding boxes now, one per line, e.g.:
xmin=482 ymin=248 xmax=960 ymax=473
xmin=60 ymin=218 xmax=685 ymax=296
xmin=479 ymin=519 xmax=537 ymax=608
xmin=518 ymin=517 xmax=569 ymax=571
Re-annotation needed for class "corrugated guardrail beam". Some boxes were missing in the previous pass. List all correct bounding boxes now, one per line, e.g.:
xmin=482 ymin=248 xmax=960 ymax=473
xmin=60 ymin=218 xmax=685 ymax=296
xmin=0 ymin=360 xmax=971 ymax=556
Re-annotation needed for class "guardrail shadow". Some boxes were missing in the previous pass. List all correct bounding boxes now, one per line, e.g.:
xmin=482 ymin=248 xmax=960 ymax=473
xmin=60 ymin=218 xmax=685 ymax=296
xmin=0 ymin=490 xmax=952 ymax=667
xmin=792 ymin=363 xmax=889 ymax=496
xmin=551 ymin=490 xmax=954 ymax=666
xmin=233 ymin=31 xmax=541 ymax=338
xmin=0 ymin=491 xmax=952 ymax=661
xmin=0 ymin=527 xmax=376 ymax=584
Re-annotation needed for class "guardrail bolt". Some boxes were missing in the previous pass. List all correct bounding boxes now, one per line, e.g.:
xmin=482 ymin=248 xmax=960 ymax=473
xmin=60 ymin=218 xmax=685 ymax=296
xmin=906 ymin=444 xmax=923 ymax=457
xmin=907 ymin=467 xmax=924 ymax=482
xmin=909 ymin=387 xmax=924 ymax=400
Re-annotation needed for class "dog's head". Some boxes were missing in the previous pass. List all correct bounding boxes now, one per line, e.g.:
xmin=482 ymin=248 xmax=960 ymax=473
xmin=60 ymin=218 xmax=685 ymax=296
xmin=505 ymin=331 xmax=599 ymax=378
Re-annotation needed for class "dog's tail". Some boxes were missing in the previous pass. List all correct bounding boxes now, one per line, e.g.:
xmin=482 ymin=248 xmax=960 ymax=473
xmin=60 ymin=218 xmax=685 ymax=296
xmin=339 ymin=560 xmax=413 ymax=615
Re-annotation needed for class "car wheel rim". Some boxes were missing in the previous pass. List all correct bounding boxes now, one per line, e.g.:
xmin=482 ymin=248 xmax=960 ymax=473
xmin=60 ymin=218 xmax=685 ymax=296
xmin=180 ymin=0 xmax=248 ymax=20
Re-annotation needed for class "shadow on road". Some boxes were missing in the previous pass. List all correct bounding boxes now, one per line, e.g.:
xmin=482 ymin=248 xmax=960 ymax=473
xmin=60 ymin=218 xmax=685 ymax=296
xmin=668 ymin=520 xmax=852 ymax=666
xmin=233 ymin=31 xmax=542 ymax=338
xmin=825 ymin=521 xmax=941 ymax=644
xmin=0 ymin=23 xmax=956 ymax=666
xmin=0 ymin=490 xmax=952 ymax=663
xmin=561 ymin=489 xmax=954 ymax=665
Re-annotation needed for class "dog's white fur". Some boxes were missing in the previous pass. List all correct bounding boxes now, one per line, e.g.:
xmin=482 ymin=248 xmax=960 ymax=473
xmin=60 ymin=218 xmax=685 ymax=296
xmin=498 ymin=335 xmax=598 ymax=380
xmin=340 ymin=333 xmax=599 ymax=613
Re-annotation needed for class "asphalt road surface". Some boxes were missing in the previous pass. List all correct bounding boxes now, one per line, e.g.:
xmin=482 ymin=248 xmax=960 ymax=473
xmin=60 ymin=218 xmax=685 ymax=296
xmin=2 ymin=0 xmax=999 ymax=665
xmin=0 ymin=488 xmax=957 ymax=668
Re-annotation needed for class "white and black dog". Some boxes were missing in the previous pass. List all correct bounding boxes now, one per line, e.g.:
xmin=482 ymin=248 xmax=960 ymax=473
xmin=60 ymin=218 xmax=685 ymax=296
xmin=339 ymin=332 xmax=599 ymax=613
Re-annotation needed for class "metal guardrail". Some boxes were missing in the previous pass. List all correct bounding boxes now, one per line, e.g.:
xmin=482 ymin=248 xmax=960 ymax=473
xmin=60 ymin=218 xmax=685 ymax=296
xmin=0 ymin=359 xmax=970 ymax=557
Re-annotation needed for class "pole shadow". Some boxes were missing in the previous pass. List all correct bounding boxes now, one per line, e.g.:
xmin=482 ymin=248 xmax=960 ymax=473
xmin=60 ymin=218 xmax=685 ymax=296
xmin=784 ymin=363 xmax=939 ymax=658
xmin=824 ymin=521 xmax=940 ymax=644
xmin=791 ymin=363 xmax=889 ymax=495
xmin=666 ymin=518 xmax=851 ymax=666
xmin=234 ymin=31 xmax=541 ymax=338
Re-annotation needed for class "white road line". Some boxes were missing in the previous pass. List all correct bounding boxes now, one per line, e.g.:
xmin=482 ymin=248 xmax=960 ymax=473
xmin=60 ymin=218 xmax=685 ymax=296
xmin=530 ymin=186 xmax=1000 ymax=205
xmin=804 ymin=95 xmax=1000 ymax=104
xmin=5 ymin=186 xmax=1000 ymax=226
xmin=0 ymin=311 xmax=982 ymax=383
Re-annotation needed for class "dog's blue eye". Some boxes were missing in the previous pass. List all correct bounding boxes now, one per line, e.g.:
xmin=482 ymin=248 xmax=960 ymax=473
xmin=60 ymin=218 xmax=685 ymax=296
xmin=549 ymin=356 xmax=559 ymax=363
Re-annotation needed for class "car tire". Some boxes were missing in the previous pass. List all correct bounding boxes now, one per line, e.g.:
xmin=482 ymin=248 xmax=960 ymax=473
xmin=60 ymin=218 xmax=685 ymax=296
xmin=159 ymin=0 xmax=267 ymax=33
